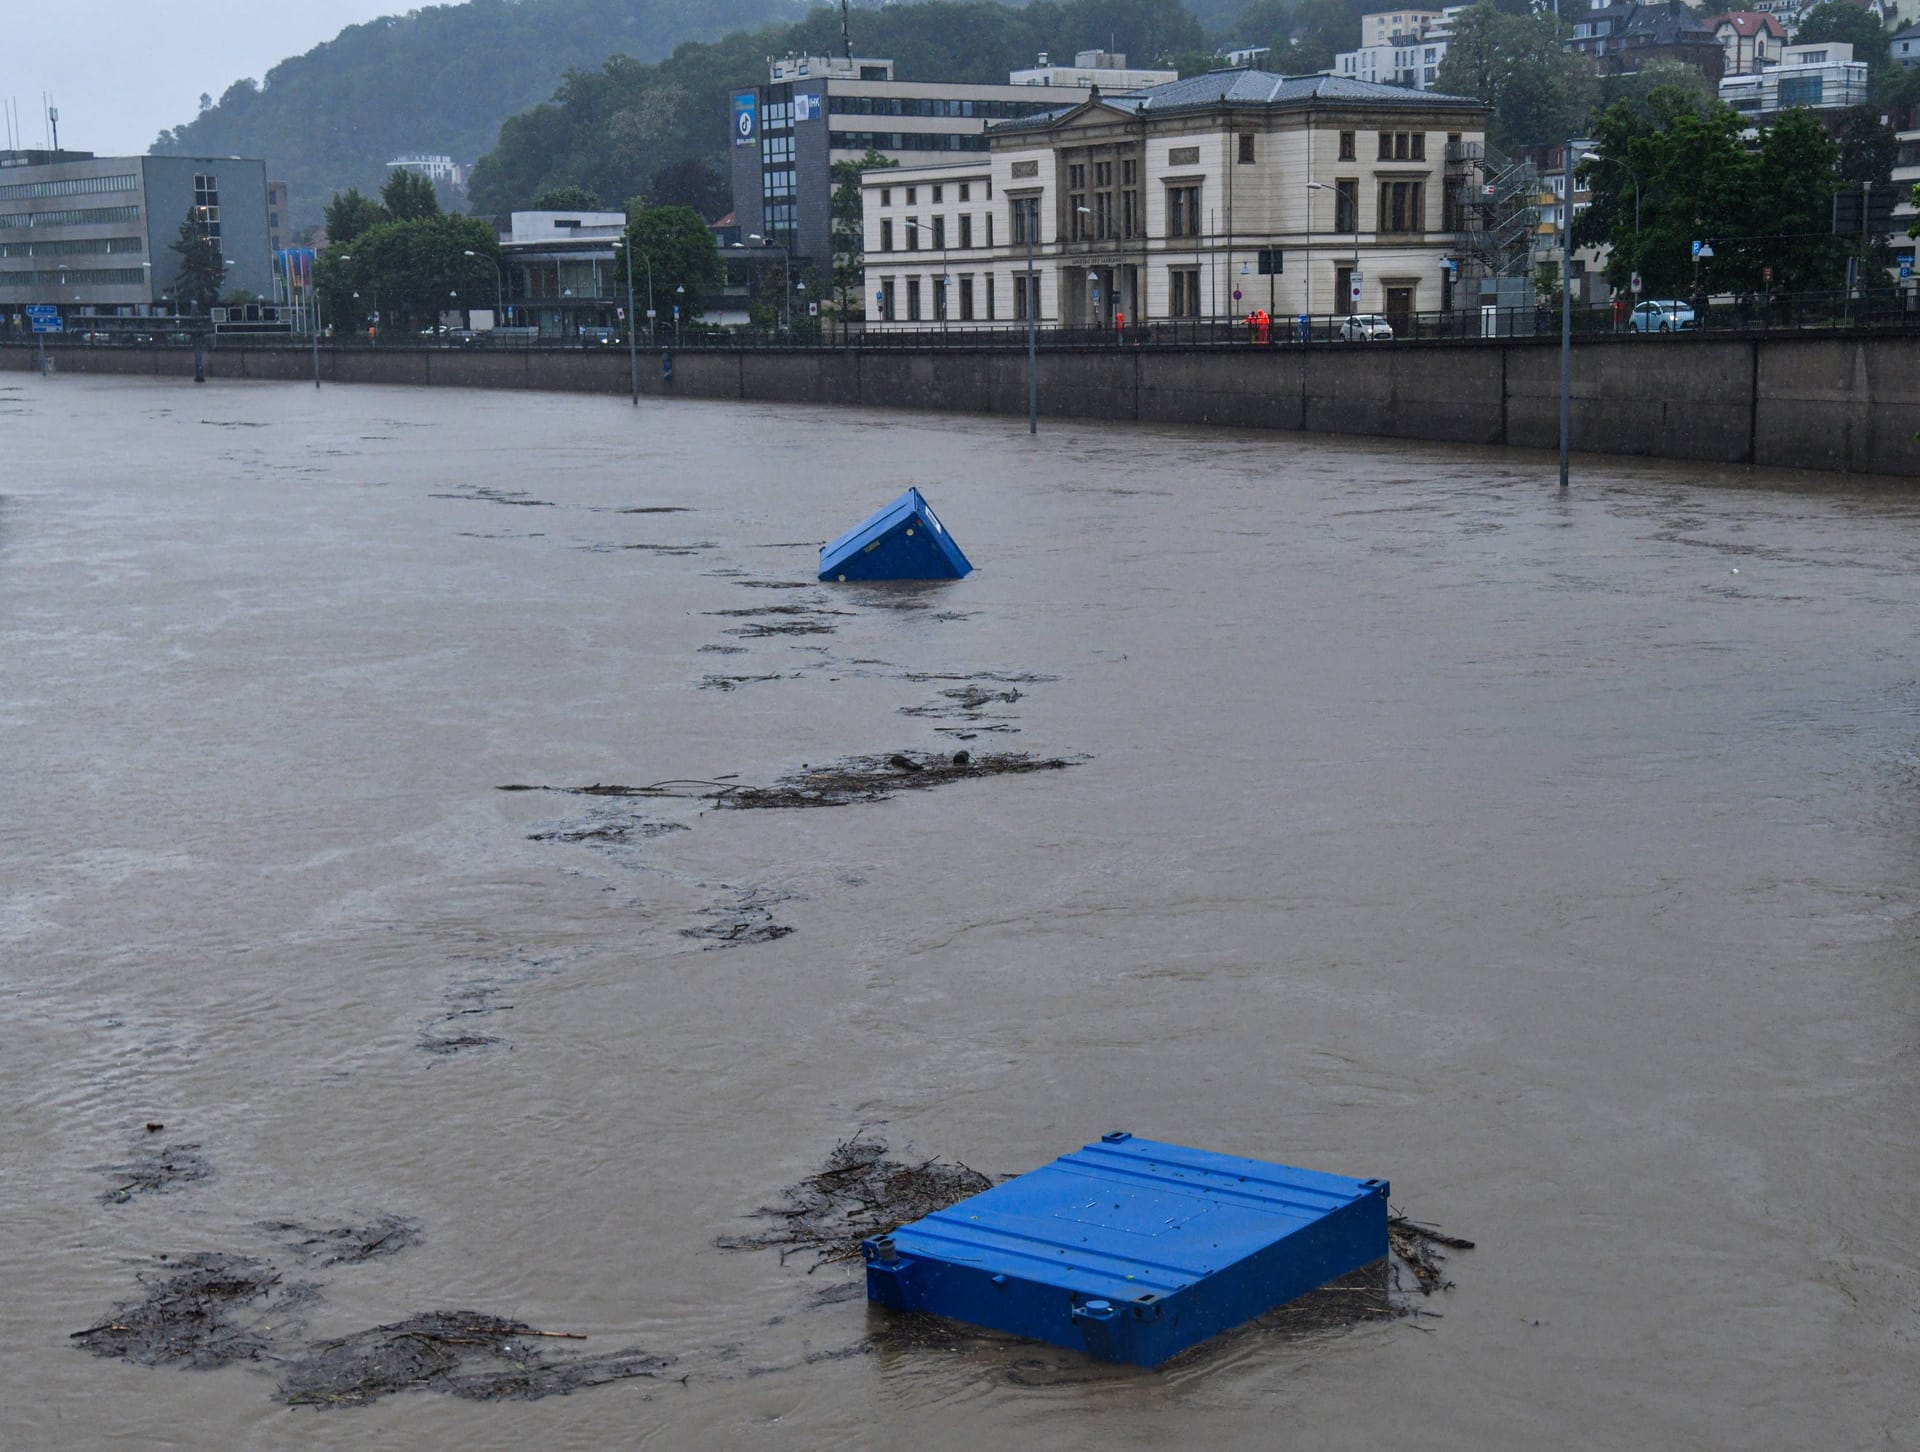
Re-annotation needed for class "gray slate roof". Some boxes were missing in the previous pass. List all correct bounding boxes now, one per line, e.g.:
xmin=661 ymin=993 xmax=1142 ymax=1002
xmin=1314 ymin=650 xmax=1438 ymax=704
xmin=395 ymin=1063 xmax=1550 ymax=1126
xmin=990 ymin=68 xmax=1485 ymax=134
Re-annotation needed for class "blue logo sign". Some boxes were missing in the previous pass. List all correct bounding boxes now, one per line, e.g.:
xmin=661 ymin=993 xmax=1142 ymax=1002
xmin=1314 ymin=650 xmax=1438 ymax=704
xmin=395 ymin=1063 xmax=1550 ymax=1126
xmin=732 ymin=92 xmax=758 ymax=147
xmin=1904 ymin=259 xmax=1913 ymax=280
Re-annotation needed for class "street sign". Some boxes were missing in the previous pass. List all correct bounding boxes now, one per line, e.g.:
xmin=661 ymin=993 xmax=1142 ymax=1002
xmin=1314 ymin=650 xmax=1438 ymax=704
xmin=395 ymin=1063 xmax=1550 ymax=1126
xmin=1232 ymin=289 xmax=1242 ymax=302
xmin=809 ymin=301 xmax=819 ymax=317
xmin=27 ymin=305 xmax=63 ymax=334
xmin=1697 ymin=242 xmax=1713 ymax=259
xmin=1762 ymin=266 xmax=1773 ymax=286
xmin=30 ymin=315 xmax=63 ymax=333
xmin=1630 ymin=272 xmax=1643 ymax=294
xmin=1690 ymin=239 xmax=1702 ymax=258
xmin=1349 ymin=273 xmax=1363 ymax=302
xmin=1903 ymin=260 xmax=1914 ymax=280
xmin=25 ymin=304 xmax=58 ymax=319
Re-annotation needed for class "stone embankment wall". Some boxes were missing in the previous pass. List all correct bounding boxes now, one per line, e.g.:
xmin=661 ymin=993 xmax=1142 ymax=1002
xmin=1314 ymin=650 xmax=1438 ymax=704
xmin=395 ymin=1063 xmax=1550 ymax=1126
xmin=8 ymin=333 xmax=1915 ymax=476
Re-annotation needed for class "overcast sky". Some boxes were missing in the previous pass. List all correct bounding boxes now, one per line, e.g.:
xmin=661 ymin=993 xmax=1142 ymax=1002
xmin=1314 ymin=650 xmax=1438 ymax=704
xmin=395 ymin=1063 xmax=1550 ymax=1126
xmin=2 ymin=0 xmax=438 ymax=156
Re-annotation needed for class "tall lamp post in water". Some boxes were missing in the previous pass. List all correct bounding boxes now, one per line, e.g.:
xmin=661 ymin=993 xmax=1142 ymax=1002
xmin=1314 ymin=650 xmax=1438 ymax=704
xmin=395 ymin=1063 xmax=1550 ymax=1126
xmin=1019 ymin=195 xmax=1038 ymax=433
xmin=612 ymin=237 xmax=639 ymax=405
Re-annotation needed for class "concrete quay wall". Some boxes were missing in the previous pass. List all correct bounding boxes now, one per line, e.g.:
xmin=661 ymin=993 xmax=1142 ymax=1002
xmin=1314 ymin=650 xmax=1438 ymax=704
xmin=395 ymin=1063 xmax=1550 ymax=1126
xmin=8 ymin=332 xmax=1917 ymax=476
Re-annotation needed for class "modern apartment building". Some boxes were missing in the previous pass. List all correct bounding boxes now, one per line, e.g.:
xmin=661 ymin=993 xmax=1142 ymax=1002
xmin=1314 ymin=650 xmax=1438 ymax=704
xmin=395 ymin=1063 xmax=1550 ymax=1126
xmin=727 ymin=54 xmax=1094 ymax=272
xmin=1008 ymin=50 xmax=1178 ymax=89
xmin=1719 ymin=41 xmax=1869 ymax=117
xmin=0 ymin=150 xmax=273 ymax=328
xmin=1335 ymin=7 xmax=1462 ymax=91
xmin=862 ymin=70 xmax=1489 ymax=332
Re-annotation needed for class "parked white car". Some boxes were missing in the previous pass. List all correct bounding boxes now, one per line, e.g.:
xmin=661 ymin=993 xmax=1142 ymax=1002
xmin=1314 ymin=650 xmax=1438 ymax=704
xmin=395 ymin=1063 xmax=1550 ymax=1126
xmin=1340 ymin=313 xmax=1394 ymax=342
xmin=1630 ymin=299 xmax=1696 ymax=333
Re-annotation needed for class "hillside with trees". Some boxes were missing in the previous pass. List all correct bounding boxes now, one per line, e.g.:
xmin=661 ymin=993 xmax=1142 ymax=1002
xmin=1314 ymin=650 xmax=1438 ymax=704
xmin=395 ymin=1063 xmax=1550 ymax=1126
xmin=150 ymin=0 xmax=807 ymax=231
xmin=469 ymin=0 xmax=1211 ymax=214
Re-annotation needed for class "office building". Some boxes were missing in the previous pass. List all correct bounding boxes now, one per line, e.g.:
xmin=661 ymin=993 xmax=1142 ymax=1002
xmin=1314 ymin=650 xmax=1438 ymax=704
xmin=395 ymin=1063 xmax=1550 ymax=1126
xmin=728 ymin=54 xmax=1095 ymax=273
xmin=1719 ymin=40 xmax=1868 ymax=117
xmin=862 ymin=70 xmax=1489 ymax=331
xmin=0 ymin=149 xmax=273 ymax=328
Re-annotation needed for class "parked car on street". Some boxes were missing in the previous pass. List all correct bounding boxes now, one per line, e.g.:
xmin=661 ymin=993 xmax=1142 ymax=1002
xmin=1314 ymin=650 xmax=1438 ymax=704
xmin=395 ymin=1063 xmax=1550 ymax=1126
xmin=1630 ymin=299 xmax=1696 ymax=333
xmin=1339 ymin=313 xmax=1394 ymax=342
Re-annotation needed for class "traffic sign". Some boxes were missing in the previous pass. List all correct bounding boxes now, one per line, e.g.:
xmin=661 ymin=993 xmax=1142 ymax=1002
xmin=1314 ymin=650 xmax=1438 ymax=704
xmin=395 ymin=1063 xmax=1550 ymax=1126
xmin=1690 ymin=239 xmax=1703 ymax=258
xmin=25 ymin=304 xmax=58 ymax=319
xmin=1629 ymin=271 xmax=1643 ymax=294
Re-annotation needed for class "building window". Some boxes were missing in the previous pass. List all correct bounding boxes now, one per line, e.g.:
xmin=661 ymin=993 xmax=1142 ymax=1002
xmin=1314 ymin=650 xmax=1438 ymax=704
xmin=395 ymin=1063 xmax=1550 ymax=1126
xmin=960 ymin=275 xmax=975 ymax=320
xmin=1377 ymin=179 xmax=1425 ymax=232
xmin=986 ymin=212 xmax=995 ymax=246
xmin=1238 ymin=133 xmax=1255 ymax=163
xmin=934 ymin=184 xmax=944 ymax=202
xmin=1014 ymin=271 xmax=1039 ymax=319
xmin=933 ymin=215 xmax=946 ymax=249
xmin=934 ymin=274 xmax=948 ymax=321
xmin=1011 ymin=196 xmax=1039 ymax=244
xmin=960 ymin=182 xmax=971 ymax=201
xmin=960 ymin=214 xmax=973 ymax=248
xmin=1123 ymin=189 xmax=1138 ymax=237
xmin=906 ymin=218 xmax=919 ymax=251
xmin=881 ymin=187 xmax=891 ymax=205
xmin=1095 ymin=160 xmax=1112 ymax=188
xmin=1169 ymin=267 xmax=1201 ymax=317
xmin=1168 ymin=184 xmax=1201 ymax=238
xmin=1070 ymin=191 xmax=1088 ymax=238
xmin=908 ymin=278 xmax=922 ymax=321
xmin=1339 ymin=130 xmax=1356 ymax=161
xmin=986 ymin=274 xmax=995 ymax=320
xmin=1122 ymin=158 xmax=1137 ymax=185
xmin=1377 ymin=131 xmax=1425 ymax=161
xmin=907 ymin=186 xmax=917 ymax=203
xmin=881 ymin=219 xmax=893 ymax=251
xmin=882 ymin=278 xmax=896 ymax=321
xmin=1335 ymin=264 xmax=1355 ymax=314
xmin=1335 ymin=177 xmax=1358 ymax=234
xmin=1068 ymin=163 xmax=1086 ymax=189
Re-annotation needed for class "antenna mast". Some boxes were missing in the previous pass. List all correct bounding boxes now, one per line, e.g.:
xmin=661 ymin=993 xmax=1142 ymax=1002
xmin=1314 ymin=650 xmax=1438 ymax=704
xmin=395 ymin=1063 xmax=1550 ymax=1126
xmin=840 ymin=0 xmax=853 ymax=62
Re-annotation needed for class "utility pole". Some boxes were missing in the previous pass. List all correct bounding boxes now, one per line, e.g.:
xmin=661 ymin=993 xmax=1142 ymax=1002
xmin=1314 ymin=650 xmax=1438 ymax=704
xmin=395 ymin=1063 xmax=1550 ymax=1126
xmin=1559 ymin=139 xmax=1572 ymax=493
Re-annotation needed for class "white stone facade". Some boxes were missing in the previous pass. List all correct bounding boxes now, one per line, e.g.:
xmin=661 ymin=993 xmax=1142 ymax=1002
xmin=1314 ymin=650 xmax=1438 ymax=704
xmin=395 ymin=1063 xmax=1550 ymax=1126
xmin=862 ymin=77 xmax=1489 ymax=330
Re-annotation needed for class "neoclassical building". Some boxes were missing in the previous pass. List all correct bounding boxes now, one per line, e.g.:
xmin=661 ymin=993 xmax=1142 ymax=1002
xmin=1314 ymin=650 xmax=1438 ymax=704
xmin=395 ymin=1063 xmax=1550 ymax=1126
xmin=861 ymin=70 xmax=1489 ymax=332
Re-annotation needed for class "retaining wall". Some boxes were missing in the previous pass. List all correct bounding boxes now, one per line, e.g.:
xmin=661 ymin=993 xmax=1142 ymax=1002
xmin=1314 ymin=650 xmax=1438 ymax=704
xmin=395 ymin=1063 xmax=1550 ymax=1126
xmin=9 ymin=331 xmax=1917 ymax=476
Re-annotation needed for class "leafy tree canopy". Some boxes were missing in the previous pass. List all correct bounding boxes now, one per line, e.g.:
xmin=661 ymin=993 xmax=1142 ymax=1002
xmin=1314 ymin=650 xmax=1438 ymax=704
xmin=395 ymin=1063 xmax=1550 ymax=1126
xmin=1792 ymin=1 xmax=1890 ymax=68
xmin=469 ymin=0 xmax=1207 ymax=216
xmin=1575 ymin=94 xmax=1845 ymax=296
xmin=1434 ymin=3 xmax=1599 ymax=150
xmin=533 ymin=184 xmax=605 ymax=210
xmin=325 ymin=214 xmax=502 ymax=335
xmin=623 ymin=203 xmax=726 ymax=324
xmin=831 ymin=148 xmax=900 ymax=316
xmin=169 ymin=211 xmax=227 ymax=315
xmin=151 ymin=0 xmax=805 ymax=231
xmin=380 ymin=169 xmax=442 ymax=222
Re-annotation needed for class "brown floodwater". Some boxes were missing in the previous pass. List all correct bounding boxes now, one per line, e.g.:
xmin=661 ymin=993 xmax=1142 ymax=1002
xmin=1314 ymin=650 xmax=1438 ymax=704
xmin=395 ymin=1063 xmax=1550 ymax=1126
xmin=1 ymin=373 xmax=1916 ymax=1450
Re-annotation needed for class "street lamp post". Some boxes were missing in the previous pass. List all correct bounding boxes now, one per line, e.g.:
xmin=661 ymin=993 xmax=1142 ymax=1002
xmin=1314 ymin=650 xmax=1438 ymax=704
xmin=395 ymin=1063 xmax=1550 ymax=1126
xmin=1021 ymin=195 xmax=1038 ymax=434
xmin=464 ymin=248 xmax=506 ymax=331
xmin=613 ymin=237 xmax=639 ymax=405
xmin=901 ymin=219 xmax=951 ymax=334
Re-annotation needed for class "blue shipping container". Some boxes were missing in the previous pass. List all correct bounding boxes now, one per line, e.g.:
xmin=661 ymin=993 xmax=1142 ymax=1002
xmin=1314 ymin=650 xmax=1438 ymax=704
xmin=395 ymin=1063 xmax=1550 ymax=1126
xmin=863 ymin=1132 xmax=1388 ymax=1367
xmin=819 ymin=488 xmax=973 ymax=582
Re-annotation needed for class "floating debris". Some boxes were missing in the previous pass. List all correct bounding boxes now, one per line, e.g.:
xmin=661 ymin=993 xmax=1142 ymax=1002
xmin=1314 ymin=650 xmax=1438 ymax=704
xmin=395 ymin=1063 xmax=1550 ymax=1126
xmin=276 ymin=1311 xmax=670 ymax=1408
xmin=71 ymin=1253 xmax=314 ymax=1369
xmin=260 ymin=1216 xmax=423 ymax=1267
xmin=681 ymin=885 xmax=796 ymax=948
xmin=498 ymin=752 xmax=1073 ymax=811
xmin=1388 ymin=1215 xmax=1475 ymax=1295
xmin=96 ymin=1142 xmax=214 ymax=1205
xmin=723 ymin=620 xmax=838 ymax=638
xmin=428 ymin=486 xmax=554 ymax=508
xmin=819 ymin=488 xmax=972 ymax=582
xmin=526 ymin=816 xmax=688 ymax=843
xmin=717 ymin=752 xmax=1071 ymax=810
xmin=697 ymin=674 xmax=787 ymax=692
xmin=702 ymin=604 xmax=848 ymax=618
xmin=716 ymin=1135 xmax=992 ymax=1269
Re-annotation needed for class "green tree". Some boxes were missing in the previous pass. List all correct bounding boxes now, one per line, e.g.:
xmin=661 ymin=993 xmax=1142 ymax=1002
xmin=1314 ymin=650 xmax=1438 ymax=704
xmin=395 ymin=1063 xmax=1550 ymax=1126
xmin=323 ymin=187 xmax=388 ymax=248
xmin=380 ymin=169 xmax=442 ymax=222
xmin=1577 ymin=96 xmax=1844 ymax=296
xmin=1792 ymin=1 xmax=1890 ymax=68
xmin=1435 ymin=3 xmax=1600 ymax=150
xmin=338 ymin=215 xmax=501 ymax=334
xmin=647 ymin=159 xmax=728 ymax=219
xmin=533 ymin=183 xmax=604 ymax=210
xmin=1600 ymin=58 xmax=1716 ymax=117
xmin=169 ymin=209 xmax=226 ymax=315
xmin=623 ymin=203 xmax=724 ymax=326
xmin=830 ymin=149 xmax=898 ymax=321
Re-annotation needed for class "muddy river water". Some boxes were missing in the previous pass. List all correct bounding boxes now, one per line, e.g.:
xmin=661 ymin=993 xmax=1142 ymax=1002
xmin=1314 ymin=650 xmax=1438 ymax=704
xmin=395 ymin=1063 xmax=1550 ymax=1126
xmin=1 ymin=374 xmax=1915 ymax=1449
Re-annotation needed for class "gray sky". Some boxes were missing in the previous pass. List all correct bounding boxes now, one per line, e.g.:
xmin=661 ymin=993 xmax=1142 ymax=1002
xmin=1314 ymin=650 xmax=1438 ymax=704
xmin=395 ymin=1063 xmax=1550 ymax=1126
xmin=3 ymin=0 xmax=439 ymax=156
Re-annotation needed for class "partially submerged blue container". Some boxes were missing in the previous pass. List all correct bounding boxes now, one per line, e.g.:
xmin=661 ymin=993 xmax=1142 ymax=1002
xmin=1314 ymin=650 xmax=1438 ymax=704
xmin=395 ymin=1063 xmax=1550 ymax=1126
xmin=862 ymin=1132 xmax=1388 ymax=1367
xmin=819 ymin=487 xmax=972 ymax=582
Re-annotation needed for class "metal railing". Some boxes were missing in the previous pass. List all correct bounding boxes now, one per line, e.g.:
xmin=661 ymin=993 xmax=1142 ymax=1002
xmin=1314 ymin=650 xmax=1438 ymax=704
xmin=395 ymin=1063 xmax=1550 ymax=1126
xmin=10 ymin=289 xmax=1920 ymax=355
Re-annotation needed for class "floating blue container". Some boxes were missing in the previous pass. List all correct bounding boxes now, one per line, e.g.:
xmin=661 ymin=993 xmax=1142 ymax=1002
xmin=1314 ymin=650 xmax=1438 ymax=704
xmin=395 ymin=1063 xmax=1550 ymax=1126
xmin=818 ymin=488 xmax=972 ymax=582
xmin=863 ymin=1132 xmax=1388 ymax=1367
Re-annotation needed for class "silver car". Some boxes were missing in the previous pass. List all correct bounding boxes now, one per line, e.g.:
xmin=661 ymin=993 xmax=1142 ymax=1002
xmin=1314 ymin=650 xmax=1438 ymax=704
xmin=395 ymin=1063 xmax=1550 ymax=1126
xmin=1630 ymin=299 xmax=1696 ymax=333
xmin=1340 ymin=312 xmax=1394 ymax=342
